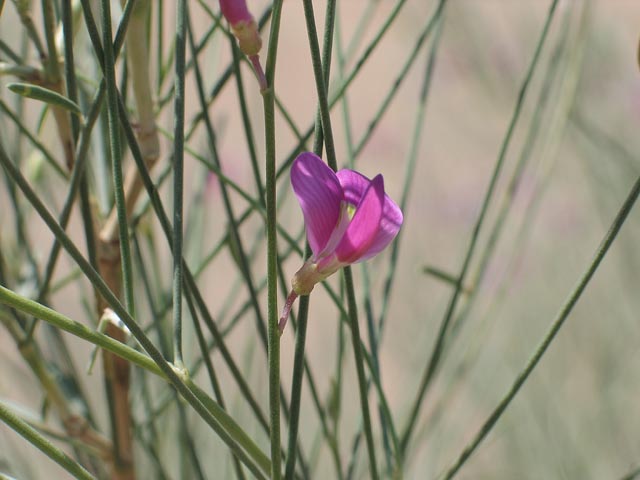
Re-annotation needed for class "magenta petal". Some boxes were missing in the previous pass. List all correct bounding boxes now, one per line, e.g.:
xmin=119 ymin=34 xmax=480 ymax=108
xmin=291 ymin=152 xmax=344 ymax=257
xmin=337 ymin=169 xmax=370 ymax=206
xmin=337 ymin=169 xmax=403 ymax=261
xmin=359 ymin=194 xmax=403 ymax=261
xmin=334 ymin=175 xmax=385 ymax=264
xmin=220 ymin=0 xmax=253 ymax=25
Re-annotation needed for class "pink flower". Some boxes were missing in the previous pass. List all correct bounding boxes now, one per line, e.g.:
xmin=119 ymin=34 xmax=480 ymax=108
xmin=220 ymin=0 xmax=262 ymax=56
xmin=279 ymin=152 xmax=403 ymax=332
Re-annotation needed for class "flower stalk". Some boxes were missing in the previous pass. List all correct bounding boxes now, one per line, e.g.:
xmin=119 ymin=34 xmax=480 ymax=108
xmin=261 ymin=0 xmax=286 ymax=476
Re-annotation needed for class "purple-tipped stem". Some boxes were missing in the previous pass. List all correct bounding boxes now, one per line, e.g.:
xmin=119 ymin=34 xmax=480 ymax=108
xmin=278 ymin=290 xmax=299 ymax=335
xmin=250 ymin=55 xmax=268 ymax=92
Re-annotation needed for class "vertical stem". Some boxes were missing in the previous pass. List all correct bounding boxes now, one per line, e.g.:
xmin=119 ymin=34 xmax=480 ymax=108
xmin=156 ymin=0 xmax=164 ymax=91
xmin=41 ymin=0 xmax=75 ymax=170
xmin=343 ymin=267 xmax=379 ymax=480
xmin=172 ymin=0 xmax=187 ymax=366
xmin=262 ymin=0 xmax=286 ymax=477
xmin=285 ymin=1 xmax=339 ymax=478
xmin=283 ymin=290 xmax=310 ymax=480
xmin=301 ymin=0 xmax=380 ymax=476
xmin=113 ymin=0 xmax=161 ymax=227
xmin=98 ymin=1 xmax=138 ymax=478
xmin=0 ymin=141 xmax=270 ymax=478
xmin=264 ymin=88 xmax=281 ymax=479
xmin=12 ymin=0 xmax=46 ymax=59
xmin=40 ymin=0 xmax=60 ymax=81
xmin=99 ymin=0 xmax=135 ymax=316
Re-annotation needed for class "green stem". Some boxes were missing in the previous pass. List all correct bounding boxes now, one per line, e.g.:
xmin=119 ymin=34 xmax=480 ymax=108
xmin=0 ymin=400 xmax=94 ymax=480
xmin=0 ymin=100 xmax=65 ymax=179
xmin=115 ymin=85 xmax=273 ymax=437
xmin=344 ymin=267 xmax=379 ymax=479
xmin=262 ymin=0 xmax=286 ymax=477
xmin=353 ymin=0 xmax=446 ymax=159
xmin=11 ymin=0 xmax=46 ymax=60
xmin=400 ymin=0 xmax=560 ymax=453
xmin=0 ymin=283 xmax=271 ymax=478
xmin=285 ymin=1 xmax=339 ymax=478
xmin=40 ymin=0 xmax=60 ymax=82
xmin=264 ymin=80 xmax=283 ymax=479
xmin=172 ymin=0 xmax=187 ymax=366
xmin=0 ymin=285 xmax=163 ymax=377
xmin=301 ymin=0 xmax=337 ymax=168
xmin=99 ymin=0 xmax=135 ymax=314
xmin=302 ymin=0 xmax=381 ymax=476
xmin=0 ymin=141 xmax=269 ymax=478
xmin=442 ymin=170 xmax=640 ymax=479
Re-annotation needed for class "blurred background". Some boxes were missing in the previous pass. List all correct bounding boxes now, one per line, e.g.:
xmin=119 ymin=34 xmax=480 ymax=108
xmin=1 ymin=1 xmax=639 ymax=479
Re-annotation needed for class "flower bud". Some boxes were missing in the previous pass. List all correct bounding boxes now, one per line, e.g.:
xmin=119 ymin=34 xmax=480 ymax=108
xmin=220 ymin=0 xmax=262 ymax=56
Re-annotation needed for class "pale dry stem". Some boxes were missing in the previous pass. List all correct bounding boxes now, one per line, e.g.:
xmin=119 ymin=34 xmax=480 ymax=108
xmin=95 ymin=2 xmax=160 ymax=478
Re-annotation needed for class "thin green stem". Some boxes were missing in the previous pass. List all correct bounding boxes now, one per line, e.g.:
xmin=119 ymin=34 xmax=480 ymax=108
xmin=0 ymin=282 xmax=270 ymax=478
xmin=0 ymin=37 xmax=23 ymax=63
xmin=172 ymin=0 xmax=187 ymax=366
xmin=9 ymin=1 xmax=46 ymax=62
xmin=115 ymin=85 xmax=273 ymax=436
xmin=0 ymin=400 xmax=94 ymax=480
xmin=0 ymin=100 xmax=66 ymax=179
xmin=263 ymin=0 xmax=286 ymax=477
xmin=301 ymin=0 xmax=337 ymax=168
xmin=301 ymin=0 xmax=381 ymax=476
xmin=353 ymin=0 xmax=446 ymax=159
xmin=285 ymin=0 xmax=339 ymax=478
xmin=28 ymin=85 xmax=103 ymax=334
xmin=264 ymin=69 xmax=283 ymax=480
xmin=442 ymin=171 xmax=640 ymax=479
xmin=619 ymin=466 xmax=640 ymax=480
xmin=99 ymin=0 xmax=134 ymax=313
xmin=449 ymin=7 xmax=579 ymax=344
xmin=344 ymin=267 xmax=379 ymax=479
xmin=40 ymin=0 xmax=61 ymax=82
xmin=156 ymin=0 xmax=164 ymax=91
xmin=400 ymin=0 xmax=560 ymax=453
xmin=0 ymin=141 xmax=269 ymax=478
xmin=0 ymin=285 xmax=163 ymax=377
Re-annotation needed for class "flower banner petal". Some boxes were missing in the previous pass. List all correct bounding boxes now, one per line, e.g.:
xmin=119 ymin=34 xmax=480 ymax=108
xmin=337 ymin=169 xmax=369 ymax=206
xmin=291 ymin=152 xmax=344 ymax=257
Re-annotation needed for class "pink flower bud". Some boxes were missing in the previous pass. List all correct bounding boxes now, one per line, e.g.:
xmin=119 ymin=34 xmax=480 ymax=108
xmin=220 ymin=0 xmax=262 ymax=56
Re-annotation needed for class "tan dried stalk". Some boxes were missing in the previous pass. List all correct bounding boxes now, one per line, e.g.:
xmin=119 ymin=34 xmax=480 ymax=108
xmin=3 ymin=0 xmax=113 ymax=473
xmin=96 ymin=1 xmax=160 ymax=479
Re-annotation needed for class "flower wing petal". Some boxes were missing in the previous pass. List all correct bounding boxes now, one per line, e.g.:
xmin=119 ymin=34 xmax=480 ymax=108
xmin=338 ymin=169 xmax=403 ymax=261
xmin=359 ymin=193 xmax=403 ymax=261
xmin=291 ymin=152 xmax=344 ymax=257
xmin=334 ymin=174 xmax=384 ymax=264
